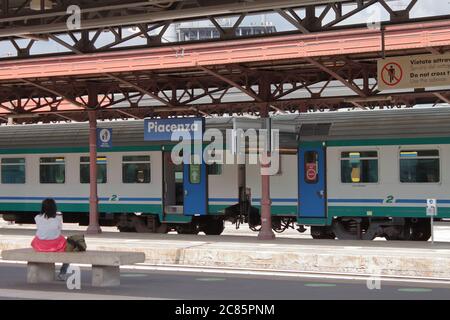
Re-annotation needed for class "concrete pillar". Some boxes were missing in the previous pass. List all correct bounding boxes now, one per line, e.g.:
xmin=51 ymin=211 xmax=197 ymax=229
xmin=27 ymin=262 xmax=55 ymax=283
xmin=92 ymin=266 xmax=120 ymax=287
xmin=86 ymin=108 xmax=101 ymax=234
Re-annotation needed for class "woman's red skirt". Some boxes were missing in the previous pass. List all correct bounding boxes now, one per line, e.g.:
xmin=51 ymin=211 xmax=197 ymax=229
xmin=31 ymin=235 xmax=66 ymax=252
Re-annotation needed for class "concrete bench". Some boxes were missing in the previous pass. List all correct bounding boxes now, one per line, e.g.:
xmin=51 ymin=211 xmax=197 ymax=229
xmin=1 ymin=248 xmax=145 ymax=287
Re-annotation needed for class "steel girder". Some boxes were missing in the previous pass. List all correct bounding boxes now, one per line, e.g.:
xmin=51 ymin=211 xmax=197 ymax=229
xmin=1 ymin=0 xmax=449 ymax=59
xmin=1 ymin=50 xmax=449 ymax=124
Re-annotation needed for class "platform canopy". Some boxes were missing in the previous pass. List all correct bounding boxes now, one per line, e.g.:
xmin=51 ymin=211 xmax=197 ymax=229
xmin=0 ymin=0 xmax=349 ymax=38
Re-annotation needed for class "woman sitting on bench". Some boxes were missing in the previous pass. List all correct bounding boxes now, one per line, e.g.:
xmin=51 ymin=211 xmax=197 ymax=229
xmin=31 ymin=198 xmax=70 ymax=280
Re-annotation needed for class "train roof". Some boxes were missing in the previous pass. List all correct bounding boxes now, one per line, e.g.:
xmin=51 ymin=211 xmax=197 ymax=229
xmin=1 ymin=107 xmax=450 ymax=150
xmin=291 ymin=107 xmax=450 ymax=142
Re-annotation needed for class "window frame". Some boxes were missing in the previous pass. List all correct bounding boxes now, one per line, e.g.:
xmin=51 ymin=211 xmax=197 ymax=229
xmin=1 ymin=157 xmax=26 ymax=184
xmin=39 ymin=156 xmax=66 ymax=184
xmin=121 ymin=154 xmax=151 ymax=184
xmin=398 ymin=148 xmax=441 ymax=184
xmin=189 ymin=163 xmax=202 ymax=184
xmin=207 ymin=162 xmax=223 ymax=176
xmin=339 ymin=149 xmax=380 ymax=185
xmin=80 ymin=156 xmax=108 ymax=184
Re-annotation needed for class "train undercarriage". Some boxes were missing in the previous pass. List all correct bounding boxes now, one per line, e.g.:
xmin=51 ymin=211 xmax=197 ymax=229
xmin=311 ymin=217 xmax=432 ymax=241
xmin=1 ymin=210 xmax=433 ymax=241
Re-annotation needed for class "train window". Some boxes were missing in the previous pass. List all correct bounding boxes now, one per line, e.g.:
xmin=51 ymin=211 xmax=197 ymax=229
xmin=122 ymin=155 xmax=150 ymax=184
xmin=304 ymin=151 xmax=319 ymax=184
xmin=40 ymin=157 xmax=65 ymax=184
xmin=400 ymin=150 xmax=440 ymax=183
xmin=341 ymin=151 xmax=378 ymax=184
xmin=190 ymin=164 xmax=201 ymax=184
xmin=207 ymin=163 xmax=222 ymax=175
xmin=80 ymin=157 xmax=107 ymax=184
xmin=1 ymin=158 xmax=25 ymax=184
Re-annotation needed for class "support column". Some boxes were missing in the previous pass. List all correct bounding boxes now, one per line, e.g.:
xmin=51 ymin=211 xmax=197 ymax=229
xmin=257 ymin=81 xmax=275 ymax=240
xmin=27 ymin=262 xmax=55 ymax=283
xmin=87 ymin=109 xmax=102 ymax=234
xmin=258 ymin=151 xmax=275 ymax=240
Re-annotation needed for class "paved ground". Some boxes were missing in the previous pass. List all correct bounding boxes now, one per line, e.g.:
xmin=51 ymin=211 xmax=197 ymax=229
xmin=0 ymin=263 xmax=449 ymax=300
xmin=1 ymin=217 xmax=449 ymax=300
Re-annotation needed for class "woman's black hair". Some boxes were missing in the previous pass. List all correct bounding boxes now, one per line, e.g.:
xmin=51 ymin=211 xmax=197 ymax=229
xmin=41 ymin=198 xmax=57 ymax=219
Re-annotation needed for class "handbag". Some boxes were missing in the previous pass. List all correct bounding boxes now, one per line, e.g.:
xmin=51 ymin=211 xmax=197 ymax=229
xmin=65 ymin=234 xmax=87 ymax=252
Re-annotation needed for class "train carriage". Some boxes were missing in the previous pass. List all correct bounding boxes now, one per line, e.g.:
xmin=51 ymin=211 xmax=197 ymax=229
xmin=1 ymin=107 xmax=450 ymax=241
xmin=296 ymin=108 xmax=450 ymax=240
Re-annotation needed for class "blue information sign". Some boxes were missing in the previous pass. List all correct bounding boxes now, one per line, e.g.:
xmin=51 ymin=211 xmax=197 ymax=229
xmin=97 ymin=128 xmax=112 ymax=148
xmin=144 ymin=118 xmax=204 ymax=141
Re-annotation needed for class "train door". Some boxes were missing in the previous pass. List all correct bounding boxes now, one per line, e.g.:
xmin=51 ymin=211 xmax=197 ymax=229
xmin=299 ymin=143 xmax=327 ymax=219
xmin=183 ymin=152 xmax=207 ymax=216
xmin=163 ymin=152 xmax=184 ymax=215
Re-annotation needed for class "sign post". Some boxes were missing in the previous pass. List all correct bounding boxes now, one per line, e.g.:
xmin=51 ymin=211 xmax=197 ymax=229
xmin=426 ymin=199 xmax=437 ymax=244
xmin=378 ymin=53 xmax=450 ymax=91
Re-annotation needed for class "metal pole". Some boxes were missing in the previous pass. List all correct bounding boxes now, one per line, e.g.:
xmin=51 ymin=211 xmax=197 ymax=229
xmin=257 ymin=116 xmax=275 ymax=241
xmin=431 ymin=217 xmax=434 ymax=244
xmin=86 ymin=109 xmax=102 ymax=234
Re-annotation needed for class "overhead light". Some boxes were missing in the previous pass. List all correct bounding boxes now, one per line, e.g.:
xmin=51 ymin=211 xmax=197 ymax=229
xmin=30 ymin=0 xmax=53 ymax=11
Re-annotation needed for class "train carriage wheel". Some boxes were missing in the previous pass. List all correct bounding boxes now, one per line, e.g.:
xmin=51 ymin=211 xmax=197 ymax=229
xmin=410 ymin=219 xmax=431 ymax=241
xmin=203 ymin=220 xmax=225 ymax=235
xmin=311 ymin=226 xmax=336 ymax=240
xmin=177 ymin=223 xmax=200 ymax=235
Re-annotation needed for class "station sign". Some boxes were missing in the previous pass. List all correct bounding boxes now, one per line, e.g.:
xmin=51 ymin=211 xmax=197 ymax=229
xmin=144 ymin=117 xmax=204 ymax=141
xmin=378 ymin=53 xmax=450 ymax=90
xmin=97 ymin=128 xmax=112 ymax=148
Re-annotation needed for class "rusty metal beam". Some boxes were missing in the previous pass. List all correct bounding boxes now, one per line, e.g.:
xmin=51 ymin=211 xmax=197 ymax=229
xmin=434 ymin=92 xmax=450 ymax=104
xmin=115 ymin=108 xmax=143 ymax=119
xmin=199 ymin=66 xmax=262 ymax=101
xmin=1 ymin=20 xmax=449 ymax=81
xmin=199 ymin=66 xmax=284 ymax=113
xmin=53 ymin=113 xmax=79 ymax=122
xmin=20 ymin=79 xmax=86 ymax=108
xmin=19 ymin=79 xmax=86 ymax=109
xmin=304 ymin=57 xmax=367 ymax=97
xmin=0 ymin=0 xmax=347 ymax=38
xmin=105 ymin=73 xmax=174 ymax=108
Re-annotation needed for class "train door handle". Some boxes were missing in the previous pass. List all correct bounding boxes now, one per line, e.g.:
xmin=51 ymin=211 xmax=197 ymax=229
xmin=317 ymin=190 xmax=324 ymax=198
xmin=184 ymin=189 xmax=188 ymax=196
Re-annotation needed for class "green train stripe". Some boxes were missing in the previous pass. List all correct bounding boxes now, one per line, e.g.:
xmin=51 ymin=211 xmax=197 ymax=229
xmin=321 ymin=136 xmax=450 ymax=147
xmin=0 ymin=202 xmax=162 ymax=214
xmin=328 ymin=206 xmax=450 ymax=218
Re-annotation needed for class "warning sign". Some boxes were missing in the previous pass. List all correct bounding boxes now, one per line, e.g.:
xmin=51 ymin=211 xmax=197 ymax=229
xmin=378 ymin=53 xmax=450 ymax=90
xmin=306 ymin=163 xmax=317 ymax=182
xmin=381 ymin=62 xmax=403 ymax=87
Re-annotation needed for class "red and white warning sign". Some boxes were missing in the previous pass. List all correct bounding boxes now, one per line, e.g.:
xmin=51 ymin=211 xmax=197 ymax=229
xmin=381 ymin=62 xmax=403 ymax=87
xmin=306 ymin=163 xmax=317 ymax=182
xmin=378 ymin=53 xmax=450 ymax=90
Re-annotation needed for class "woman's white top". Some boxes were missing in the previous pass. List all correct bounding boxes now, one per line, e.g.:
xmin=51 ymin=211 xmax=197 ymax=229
xmin=34 ymin=212 xmax=63 ymax=240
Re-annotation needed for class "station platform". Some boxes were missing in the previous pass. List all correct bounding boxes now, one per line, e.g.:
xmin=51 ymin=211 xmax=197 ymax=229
xmin=1 ymin=221 xmax=450 ymax=281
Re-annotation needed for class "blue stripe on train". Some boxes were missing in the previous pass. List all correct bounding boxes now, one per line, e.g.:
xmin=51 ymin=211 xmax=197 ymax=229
xmin=396 ymin=199 xmax=450 ymax=204
xmin=252 ymin=198 xmax=298 ymax=203
xmin=328 ymin=199 xmax=384 ymax=204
